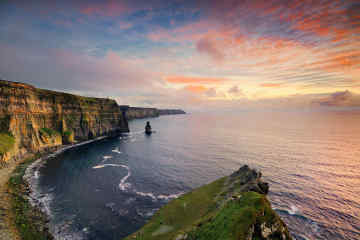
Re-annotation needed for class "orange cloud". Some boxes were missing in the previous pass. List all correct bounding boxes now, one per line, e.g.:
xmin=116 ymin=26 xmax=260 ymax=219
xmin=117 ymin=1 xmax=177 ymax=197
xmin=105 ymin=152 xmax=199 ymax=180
xmin=184 ymin=85 xmax=208 ymax=93
xmin=260 ymin=83 xmax=283 ymax=88
xmin=166 ymin=76 xmax=226 ymax=84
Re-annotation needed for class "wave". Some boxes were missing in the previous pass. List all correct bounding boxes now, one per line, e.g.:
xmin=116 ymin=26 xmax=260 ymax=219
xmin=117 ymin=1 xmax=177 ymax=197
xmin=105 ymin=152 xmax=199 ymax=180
xmin=110 ymin=164 xmax=184 ymax=201
xmin=118 ymin=165 xmax=132 ymax=191
xmin=93 ymin=162 xmax=183 ymax=204
xmin=134 ymin=191 xmax=157 ymax=200
xmin=92 ymin=164 xmax=123 ymax=169
xmin=111 ymin=148 xmax=122 ymax=154
xmin=157 ymin=192 xmax=184 ymax=201
xmin=23 ymin=137 xmax=109 ymax=220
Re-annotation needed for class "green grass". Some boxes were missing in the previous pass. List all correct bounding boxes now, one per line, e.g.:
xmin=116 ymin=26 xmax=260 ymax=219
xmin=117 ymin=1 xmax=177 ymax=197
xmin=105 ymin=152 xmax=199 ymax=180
xmin=8 ymin=154 xmax=52 ymax=240
xmin=186 ymin=192 xmax=281 ymax=240
xmin=39 ymin=128 xmax=59 ymax=137
xmin=62 ymin=130 xmax=74 ymax=143
xmin=0 ymin=132 xmax=15 ymax=155
xmin=125 ymin=177 xmax=227 ymax=240
xmin=125 ymin=178 xmax=292 ymax=240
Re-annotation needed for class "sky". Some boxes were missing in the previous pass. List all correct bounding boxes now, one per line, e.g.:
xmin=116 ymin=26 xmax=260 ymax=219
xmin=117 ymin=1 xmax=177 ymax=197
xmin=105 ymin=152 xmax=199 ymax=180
xmin=0 ymin=0 xmax=359 ymax=111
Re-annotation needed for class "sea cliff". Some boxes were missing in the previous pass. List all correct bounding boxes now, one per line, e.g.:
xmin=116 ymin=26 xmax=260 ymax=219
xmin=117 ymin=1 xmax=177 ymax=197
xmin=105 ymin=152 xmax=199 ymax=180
xmin=0 ymin=80 xmax=186 ymax=167
xmin=125 ymin=107 xmax=186 ymax=120
xmin=0 ymin=79 xmax=129 ymax=167
xmin=125 ymin=165 xmax=292 ymax=240
xmin=126 ymin=107 xmax=160 ymax=119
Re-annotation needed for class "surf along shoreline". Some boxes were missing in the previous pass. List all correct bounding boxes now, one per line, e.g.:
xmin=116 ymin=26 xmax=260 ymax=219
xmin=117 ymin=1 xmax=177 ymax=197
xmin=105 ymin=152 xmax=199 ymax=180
xmin=4 ymin=135 xmax=114 ymax=240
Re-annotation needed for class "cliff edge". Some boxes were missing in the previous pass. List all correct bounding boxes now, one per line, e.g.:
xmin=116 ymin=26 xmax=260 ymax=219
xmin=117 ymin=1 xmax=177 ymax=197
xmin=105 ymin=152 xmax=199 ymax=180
xmin=0 ymin=79 xmax=129 ymax=167
xmin=125 ymin=165 xmax=292 ymax=240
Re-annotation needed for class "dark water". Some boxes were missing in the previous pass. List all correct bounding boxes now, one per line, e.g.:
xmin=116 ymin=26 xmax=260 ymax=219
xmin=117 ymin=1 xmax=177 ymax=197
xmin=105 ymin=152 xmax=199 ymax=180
xmin=36 ymin=111 xmax=360 ymax=240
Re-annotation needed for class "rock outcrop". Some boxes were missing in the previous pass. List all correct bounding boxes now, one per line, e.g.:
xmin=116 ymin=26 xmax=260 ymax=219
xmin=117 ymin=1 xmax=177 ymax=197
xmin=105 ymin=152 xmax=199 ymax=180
xmin=125 ymin=165 xmax=292 ymax=240
xmin=0 ymin=80 xmax=129 ymax=167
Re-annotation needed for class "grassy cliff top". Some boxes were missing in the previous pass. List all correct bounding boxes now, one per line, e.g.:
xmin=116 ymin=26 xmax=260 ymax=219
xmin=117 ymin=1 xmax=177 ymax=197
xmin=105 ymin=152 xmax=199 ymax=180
xmin=0 ymin=79 xmax=117 ymax=106
xmin=125 ymin=165 xmax=292 ymax=240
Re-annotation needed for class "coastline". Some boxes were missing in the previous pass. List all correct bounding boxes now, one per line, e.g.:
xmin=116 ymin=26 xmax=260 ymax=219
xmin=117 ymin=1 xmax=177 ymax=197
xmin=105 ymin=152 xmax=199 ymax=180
xmin=2 ymin=136 xmax=113 ymax=240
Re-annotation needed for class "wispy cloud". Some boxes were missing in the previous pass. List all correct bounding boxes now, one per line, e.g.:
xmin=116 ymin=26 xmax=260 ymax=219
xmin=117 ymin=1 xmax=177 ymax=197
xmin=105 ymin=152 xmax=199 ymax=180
xmin=0 ymin=0 xmax=359 ymax=109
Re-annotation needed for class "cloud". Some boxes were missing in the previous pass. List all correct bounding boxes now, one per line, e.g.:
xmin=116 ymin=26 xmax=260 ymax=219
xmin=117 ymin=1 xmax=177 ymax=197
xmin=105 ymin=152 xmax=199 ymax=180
xmin=205 ymin=88 xmax=217 ymax=97
xmin=196 ymin=36 xmax=225 ymax=62
xmin=313 ymin=90 xmax=360 ymax=107
xmin=0 ymin=43 xmax=157 ymax=95
xmin=228 ymin=86 xmax=244 ymax=96
xmin=260 ymin=83 xmax=283 ymax=88
xmin=80 ymin=0 xmax=130 ymax=16
xmin=184 ymin=85 xmax=208 ymax=93
xmin=165 ymin=75 xmax=226 ymax=84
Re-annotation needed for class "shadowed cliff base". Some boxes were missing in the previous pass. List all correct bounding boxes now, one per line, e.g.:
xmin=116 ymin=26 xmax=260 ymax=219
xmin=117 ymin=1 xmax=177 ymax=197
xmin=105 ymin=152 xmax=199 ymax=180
xmin=125 ymin=165 xmax=292 ymax=240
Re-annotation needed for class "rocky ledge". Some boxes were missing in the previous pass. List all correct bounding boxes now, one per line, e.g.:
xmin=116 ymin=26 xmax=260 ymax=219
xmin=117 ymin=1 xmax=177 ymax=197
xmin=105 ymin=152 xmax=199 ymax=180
xmin=125 ymin=165 xmax=292 ymax=240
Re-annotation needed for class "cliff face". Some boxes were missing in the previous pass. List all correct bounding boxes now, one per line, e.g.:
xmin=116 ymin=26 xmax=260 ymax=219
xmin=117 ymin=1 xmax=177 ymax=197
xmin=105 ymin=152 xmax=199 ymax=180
xmin=158 ymin=109 xmax=186 ymax=115
xmin=125 ymin=165 xmax=292 ymax=240
xmin=125 ymin=107 xmax=186 ymax=120
xmin=126 ymin=107 xmax=160 ymax=120
xmin=0 ymin=80 xmax=129 ymax=166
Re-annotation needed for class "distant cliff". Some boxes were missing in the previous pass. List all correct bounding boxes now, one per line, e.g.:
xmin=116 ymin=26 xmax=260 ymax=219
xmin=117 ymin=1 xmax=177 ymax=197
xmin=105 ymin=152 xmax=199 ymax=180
xmin=125 ymin=165 xmax=293 ymax=240
xmin=158 ymin=109 xmax=186 ymax=115
xmin=0 ymin=80 xmax=129 ymax=167
xmin=125 ymin=107 xmax=160 ymax=120
xmin=125 ymin=107 xmax=186 ymax=120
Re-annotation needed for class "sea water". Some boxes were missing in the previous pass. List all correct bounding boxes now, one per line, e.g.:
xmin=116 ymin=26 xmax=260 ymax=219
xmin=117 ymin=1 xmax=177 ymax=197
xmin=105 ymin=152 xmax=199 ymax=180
xmin=35 ymin=110 xmax=360 ymax=240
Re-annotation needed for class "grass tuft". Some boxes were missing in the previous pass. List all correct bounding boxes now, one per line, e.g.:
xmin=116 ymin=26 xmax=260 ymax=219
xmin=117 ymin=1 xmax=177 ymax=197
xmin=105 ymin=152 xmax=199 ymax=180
xmin=0 ymin=132 xmax=15 ymax=155
xmin=39 ymin=128 xmax=59 ymax=137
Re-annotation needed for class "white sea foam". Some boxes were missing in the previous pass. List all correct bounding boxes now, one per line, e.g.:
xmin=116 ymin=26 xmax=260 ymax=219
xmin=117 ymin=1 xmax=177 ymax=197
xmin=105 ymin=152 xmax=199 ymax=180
xmin=113 ymin=165 xmax=183 ymax=201
xmin=157 ymin=192 xmax=184 ymax=201
xmin=289 ymin=205 xmax=300 ymax=215
xmin=118 ymin=165 xmax=132 ymax=191
xmin=103 ymin=155 xmax=113 ymax=159
xmin=23 ymin=136 xmax=110 ymax=240
xmin=134 ymin=191 xmax=157 ymax=200
xmin=92 ymin=164 xmax=123 ymax=169
xmin=111 ymin=148 xmax=122 ymax=154
xmin=34 ymin=170 xmax=40 ymax=179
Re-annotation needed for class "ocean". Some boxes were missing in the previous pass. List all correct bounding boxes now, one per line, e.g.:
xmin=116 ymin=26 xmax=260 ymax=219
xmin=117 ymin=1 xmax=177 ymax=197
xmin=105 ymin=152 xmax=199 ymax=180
xmin=33 ymin=110 xmax=360 ymax=240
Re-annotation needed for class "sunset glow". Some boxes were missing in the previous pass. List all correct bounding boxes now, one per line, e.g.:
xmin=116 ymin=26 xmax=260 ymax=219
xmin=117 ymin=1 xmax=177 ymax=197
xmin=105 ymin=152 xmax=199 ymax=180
xmin=0 ymin=0 xmax=359 ymax=110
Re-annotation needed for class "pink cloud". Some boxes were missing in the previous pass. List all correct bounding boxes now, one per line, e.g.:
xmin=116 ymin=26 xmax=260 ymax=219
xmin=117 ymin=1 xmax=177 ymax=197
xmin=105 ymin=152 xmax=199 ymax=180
xmin=184 ymin=85 xmax=208 ymax=93
xmin=80 ymin=0 xmax=130 ymax=16
xmin=313 ymin=90 xmax=360 ymax=107
xmin=196 ymin=36 xmax=224 ymax=62
xmin=165 ymin=75 xmax=226 ymax=84
xmin=260 ymin=83 xmax=283 ymax=88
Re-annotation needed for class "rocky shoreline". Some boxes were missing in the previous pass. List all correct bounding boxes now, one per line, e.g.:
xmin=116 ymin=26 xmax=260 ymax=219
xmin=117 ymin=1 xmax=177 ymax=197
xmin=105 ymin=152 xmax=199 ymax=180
xmin=4 ymin=142 xmax=293 ymax=240
xmin=5 ymin=136 xmax=113 ymax=240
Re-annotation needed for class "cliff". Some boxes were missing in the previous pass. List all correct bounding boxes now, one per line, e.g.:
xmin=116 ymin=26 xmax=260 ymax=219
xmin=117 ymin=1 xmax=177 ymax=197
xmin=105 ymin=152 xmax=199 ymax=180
xmin=158 ymin=109 xmax=186 ymax=115
xmin=0 ymin=80 xmax=129 ymax=167
xmin=125 ymin=107 xmax=186 ymax=120
xmin=125 ymin=165 xmax=292 ymax=240
xmin=126 ymin=107 xmax=160 ymax=120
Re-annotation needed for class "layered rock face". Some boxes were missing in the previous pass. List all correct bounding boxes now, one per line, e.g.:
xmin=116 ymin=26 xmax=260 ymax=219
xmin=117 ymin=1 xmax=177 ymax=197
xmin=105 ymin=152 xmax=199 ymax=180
xmin=0 ymin=80 xmax=129 ymax=166
xmin=126 ymin=107 xmax=160 ymax=120
xmin=125 ymin=107 xmax=186 ymax=120
xmin=158 ymin=109 xmax=186 ymax=115
xmin=125 ymin=165 xmax=292 ymax=240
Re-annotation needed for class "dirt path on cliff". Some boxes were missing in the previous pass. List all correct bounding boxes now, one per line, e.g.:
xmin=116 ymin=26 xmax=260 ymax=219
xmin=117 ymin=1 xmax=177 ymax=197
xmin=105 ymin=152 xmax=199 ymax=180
xmin=0 ymin=161 xmax=21 ymax=240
